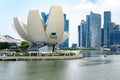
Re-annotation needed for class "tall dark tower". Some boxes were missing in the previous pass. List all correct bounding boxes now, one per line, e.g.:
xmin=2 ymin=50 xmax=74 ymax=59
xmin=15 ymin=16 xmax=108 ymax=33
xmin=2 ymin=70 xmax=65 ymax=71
xmin=86 ymin=15 xmax=90 ymax=48
xmin=104 ymin=11 xmax=111 ymax=47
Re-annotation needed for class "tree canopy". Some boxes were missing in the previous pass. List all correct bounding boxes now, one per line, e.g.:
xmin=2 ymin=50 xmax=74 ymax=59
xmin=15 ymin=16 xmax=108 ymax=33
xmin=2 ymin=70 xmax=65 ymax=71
xmin=19 ymin=41 xmax=29 ymax=52
xmin=0 ymin=42 xmax=10 ymax=50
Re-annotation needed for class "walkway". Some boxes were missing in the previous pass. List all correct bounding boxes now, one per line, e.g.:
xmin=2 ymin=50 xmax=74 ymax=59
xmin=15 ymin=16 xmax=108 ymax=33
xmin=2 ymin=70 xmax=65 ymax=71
xmin=0 ymin=55 xmax=84 ymax=61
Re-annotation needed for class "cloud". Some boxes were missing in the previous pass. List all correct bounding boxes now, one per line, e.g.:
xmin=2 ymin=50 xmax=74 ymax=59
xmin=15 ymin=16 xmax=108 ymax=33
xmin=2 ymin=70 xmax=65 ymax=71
xmin=74 ymin=0 xmax=120 ymax=23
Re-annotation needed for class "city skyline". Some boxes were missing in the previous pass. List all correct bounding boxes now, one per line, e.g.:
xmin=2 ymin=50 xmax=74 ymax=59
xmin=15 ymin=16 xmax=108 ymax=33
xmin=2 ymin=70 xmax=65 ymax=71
xmin=0 ymin=0 xmax=120 ymax=47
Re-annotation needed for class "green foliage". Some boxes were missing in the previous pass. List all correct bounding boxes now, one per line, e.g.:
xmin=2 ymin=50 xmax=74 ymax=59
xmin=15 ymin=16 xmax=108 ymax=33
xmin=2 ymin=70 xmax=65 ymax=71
xmin=7 ymin=53 xmax=30 ymax=56
xmin=19 ymin=41 xmax=29 ymax=52
xmin=41 ymin=53 xmax=75 ymax=56
xmin=0 ymin=42 xmax=10 ymax=50
xmin=68 ymin=52 xmax=75 ymax=56
xmin=41 ymin=54 xmax=46 ymax=56
xmin=14 ymin=53 xmax=21 ymax=56
xmin=19 ymin=41 xmax=29 ymax=49
xmin=59 ymin=53 xmax=65 ymax=56
xmin=31 ymin=53 xmax=37 ymax=56
xmin=7 ymin=52 xmax=76 ymax=57
xmin=47 ymin=54 xmax=52 ymax=56
xmin=23 ymin=53 xmax=29 ymax=56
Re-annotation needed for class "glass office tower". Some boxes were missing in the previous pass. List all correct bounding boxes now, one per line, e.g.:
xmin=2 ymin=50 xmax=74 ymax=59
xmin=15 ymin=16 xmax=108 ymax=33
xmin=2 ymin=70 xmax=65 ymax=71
xmin=78 ymin=20 xmax=86 ymax=48
xmin=101 ymin=28 xmax=104 ymax=46
xmin=78 ymin=12 xmax=101 ymax=48
xmin=86 ymin=15 xmax=90 ymax=48
xmin=103 ymin=11 xmax=111 ymax=47
xmin=89 ymin=12 xmax=101 ymax=48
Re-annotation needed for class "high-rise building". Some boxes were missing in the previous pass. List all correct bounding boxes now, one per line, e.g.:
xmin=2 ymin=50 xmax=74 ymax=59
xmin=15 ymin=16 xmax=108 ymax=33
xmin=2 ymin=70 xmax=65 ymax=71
xmin=86 ymin=15 xmax=90 ymax=48
xmin=78 ymin=25 xmax=81 ymax=47
xmin=60 ymin=14 xmax=69 ymax=48
xmin=110 ymin=24 xmax=120 ymax=45
xmin=109 ymin=22 xmax=115 ymax=46
xmin=89 ymin=12 xmax=101 ymax=48
xmin=103 ymin=11 xmax=111 ymax=47
xmin=72 ymin=43 xmax=77 ymax=48
xmin=78 ymin=20 xmax=86 ymax=47
xmin=112 ymin=31 xmax=120 ymax=45
xmin=104 ymin=22 xmax=115 ymax=47
xmin=78 ymin=12 xmax=101 ymax=48
xmin=101 ymin=28 xmax=104 ymax=46
xmin=113 ymin=24 xmax=119 ymax=32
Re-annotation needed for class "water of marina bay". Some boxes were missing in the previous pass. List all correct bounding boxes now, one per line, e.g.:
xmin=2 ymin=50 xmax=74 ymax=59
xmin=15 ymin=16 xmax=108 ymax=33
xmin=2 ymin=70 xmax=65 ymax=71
xmin=0 ymin=50 xmax=120 ymax=80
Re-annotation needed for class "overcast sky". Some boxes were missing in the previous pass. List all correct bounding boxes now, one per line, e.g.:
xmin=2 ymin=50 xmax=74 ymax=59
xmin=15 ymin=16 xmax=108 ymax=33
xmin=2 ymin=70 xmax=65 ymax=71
xmin=0 ymin=0 xmax=120 ymax=46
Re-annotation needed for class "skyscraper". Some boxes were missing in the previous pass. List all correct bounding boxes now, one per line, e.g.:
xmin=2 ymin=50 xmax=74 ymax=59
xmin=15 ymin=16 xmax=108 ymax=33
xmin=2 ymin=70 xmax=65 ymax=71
xmin=110 ymin=24 xmax=120 ymax=45
xmin=104 ymin=11 xmax=111 ymax=47
xmin=86 ymin=15 xmax=90 ymax=48
xmin=101 ymin=28 xmax=104 ymax=46
xmin=78 ymin=25 xmax=81 ymax=47
xmin=89 ymin=12 xmax=101 ymax=48
xmin=112 ymin=31 xmax=120 ymax=45
xmin=78 ymin=20 xmax=86 ymax=47
xmin=78 ymin=12 xmax=101 ymax=48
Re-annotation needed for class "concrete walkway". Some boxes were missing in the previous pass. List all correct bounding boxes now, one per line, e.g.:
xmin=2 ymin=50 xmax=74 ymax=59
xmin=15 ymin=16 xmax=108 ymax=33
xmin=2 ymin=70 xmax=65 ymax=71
xmin=0 ymin=55 xmax=84 ymax=61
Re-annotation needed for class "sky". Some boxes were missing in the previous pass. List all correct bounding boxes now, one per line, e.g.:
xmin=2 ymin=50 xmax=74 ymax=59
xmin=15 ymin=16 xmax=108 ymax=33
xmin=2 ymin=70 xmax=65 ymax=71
xmin=0 ymin=0 xmax=120 ymax=47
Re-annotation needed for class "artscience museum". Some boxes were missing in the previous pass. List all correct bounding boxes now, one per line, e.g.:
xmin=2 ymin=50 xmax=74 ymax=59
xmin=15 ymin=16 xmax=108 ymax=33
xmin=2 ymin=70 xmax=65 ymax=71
xmin=13 ymin=6 xmax=69 ymax=52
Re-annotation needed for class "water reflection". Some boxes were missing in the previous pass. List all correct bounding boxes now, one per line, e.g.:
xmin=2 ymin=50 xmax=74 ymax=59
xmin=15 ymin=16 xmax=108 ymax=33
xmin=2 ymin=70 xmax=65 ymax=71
xmin=81 ymin=57 xmax=112 ymax=66
xmin=82 ymin=50 xmax=102 ymax=57
xmin=81 ymin=50 xmax=114 ymax=66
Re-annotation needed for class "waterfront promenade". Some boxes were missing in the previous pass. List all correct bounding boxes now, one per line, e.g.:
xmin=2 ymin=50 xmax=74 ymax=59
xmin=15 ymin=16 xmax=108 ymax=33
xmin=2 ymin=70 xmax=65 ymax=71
xmin=0 ymin=55 xmax=83 ymax=61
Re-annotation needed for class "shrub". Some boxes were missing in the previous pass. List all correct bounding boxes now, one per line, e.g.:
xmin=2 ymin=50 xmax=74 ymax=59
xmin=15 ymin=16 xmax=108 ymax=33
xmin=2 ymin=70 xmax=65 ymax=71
xmin=31 ymin=53 xmax=37 ymax=56
xmin=41 ymin=54 xmax=45 ymax=56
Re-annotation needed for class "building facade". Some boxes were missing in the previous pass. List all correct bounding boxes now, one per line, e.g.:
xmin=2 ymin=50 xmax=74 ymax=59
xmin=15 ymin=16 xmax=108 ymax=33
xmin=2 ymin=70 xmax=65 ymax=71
xmin=110 ymin=25 xmax=120 ymax=45
xmin=78 ymin=20 xmax=86 ymax=48
xmin=89 ymin=12 xmax=101 ymax=48
xmin=112 ymin=31 xmax=120 ymax=45
xmin=86 ymin=15 xmax=90 ymax=48
xmin=86 ymin=12 xmax=101 ymax=48
xmin=101 ymin=28 xmax=104 ymax=46
xmin=72 ymin=43 xmax=77 ymax=48
xmin=103 ymin=11 xmax=111 ymax=47
xmin=78 ymin=12 xmax=101 ymax=48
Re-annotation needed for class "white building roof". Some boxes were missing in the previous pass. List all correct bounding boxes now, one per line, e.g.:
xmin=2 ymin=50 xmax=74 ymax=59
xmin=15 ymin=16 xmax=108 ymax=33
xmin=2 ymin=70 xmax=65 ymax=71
xmin=0 ymin=35 xmax=21 ymax=44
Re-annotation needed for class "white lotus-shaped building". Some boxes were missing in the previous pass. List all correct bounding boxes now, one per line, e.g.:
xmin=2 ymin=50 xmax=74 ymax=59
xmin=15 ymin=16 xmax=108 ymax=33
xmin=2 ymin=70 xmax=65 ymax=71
xmin=13 ymin=6 xmax=69 ymax=52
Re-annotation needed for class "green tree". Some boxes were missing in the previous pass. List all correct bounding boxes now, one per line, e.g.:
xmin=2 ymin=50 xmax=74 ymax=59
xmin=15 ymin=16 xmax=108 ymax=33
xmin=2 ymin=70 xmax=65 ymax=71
xmin=19 ymin=41 xmax=29 ymax=52
xmin=0 ymin=42 xmax=10 ymax=50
